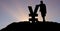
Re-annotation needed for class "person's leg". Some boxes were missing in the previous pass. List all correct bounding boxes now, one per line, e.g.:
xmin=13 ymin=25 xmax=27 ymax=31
xmin=43 ymin=16 xmax=45 ymax=22
xmin=41 ymin=13 xmax=46 ymax=22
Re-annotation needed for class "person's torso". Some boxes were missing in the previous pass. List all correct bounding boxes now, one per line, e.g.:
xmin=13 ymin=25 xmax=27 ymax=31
xmin=39 ymin=4 xmax=46 ymax=12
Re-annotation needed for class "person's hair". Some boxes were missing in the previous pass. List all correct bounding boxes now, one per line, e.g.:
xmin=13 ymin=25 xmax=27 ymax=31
xmin=40 ymin=1 xmax=43 ymax=4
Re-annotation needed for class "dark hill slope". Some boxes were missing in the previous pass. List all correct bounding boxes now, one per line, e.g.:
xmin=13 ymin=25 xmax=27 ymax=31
xmin=0 ymin=21 xmax=60 ymax=31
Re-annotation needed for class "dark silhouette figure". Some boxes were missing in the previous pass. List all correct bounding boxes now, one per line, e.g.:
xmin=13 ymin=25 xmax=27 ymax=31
xmin=28 ymin=0 xmax=47 ymax=22
xmin=37 ymin=1 xmax=47 ymax=22
xmin=28 ymin=6 xmax=39 ymax=22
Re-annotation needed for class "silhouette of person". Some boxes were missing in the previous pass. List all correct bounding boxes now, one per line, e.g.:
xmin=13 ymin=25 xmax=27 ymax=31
xmin=40 ymin=1 xmax=47 ymax=22
xmin=37 ymin=1 xmax=47 ymax=22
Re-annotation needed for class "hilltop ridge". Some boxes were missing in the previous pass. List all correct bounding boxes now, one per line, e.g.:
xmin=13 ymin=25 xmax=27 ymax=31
xmin=0 ymin=21 xmax=60 ymax=31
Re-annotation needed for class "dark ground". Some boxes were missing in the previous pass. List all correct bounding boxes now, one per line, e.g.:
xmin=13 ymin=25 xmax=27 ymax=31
xmin=0 ymin=21 xmax=60 ymax=31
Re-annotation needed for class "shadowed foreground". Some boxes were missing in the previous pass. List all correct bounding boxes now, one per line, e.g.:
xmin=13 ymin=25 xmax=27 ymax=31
xmin=0 ymin=21 xmax=60 ymax=31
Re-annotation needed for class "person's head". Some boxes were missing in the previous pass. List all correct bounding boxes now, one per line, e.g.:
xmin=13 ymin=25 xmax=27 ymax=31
xmin=40 ymin=1 xmax=43 ymax=4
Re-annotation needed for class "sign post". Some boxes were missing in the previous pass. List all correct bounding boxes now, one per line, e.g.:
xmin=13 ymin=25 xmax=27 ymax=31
xmin=28 ymin=5 xmax=39 ymax=23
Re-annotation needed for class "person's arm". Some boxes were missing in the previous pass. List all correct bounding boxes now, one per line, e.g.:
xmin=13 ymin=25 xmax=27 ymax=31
xmin=44 ymin=4 xmax=47 ymax=14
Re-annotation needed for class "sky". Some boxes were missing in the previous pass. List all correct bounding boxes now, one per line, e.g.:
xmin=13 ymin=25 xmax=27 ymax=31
xmin=0 ymin=0 xmax=60 ymax=30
